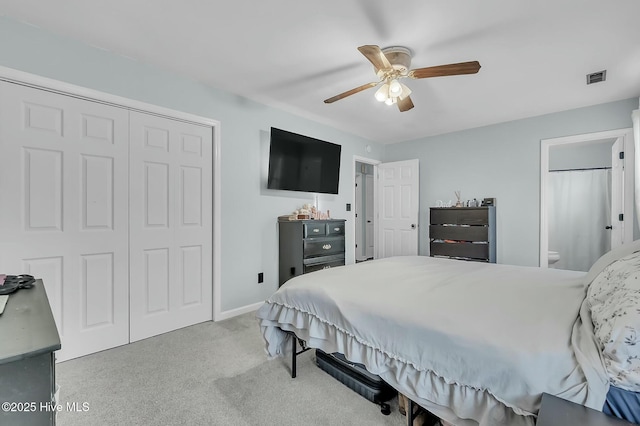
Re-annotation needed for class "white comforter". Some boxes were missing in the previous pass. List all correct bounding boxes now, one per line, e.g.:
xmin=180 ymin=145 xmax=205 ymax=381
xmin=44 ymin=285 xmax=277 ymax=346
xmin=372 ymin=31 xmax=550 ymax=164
xmin=256 ymin=256 xmax=609 ymax=426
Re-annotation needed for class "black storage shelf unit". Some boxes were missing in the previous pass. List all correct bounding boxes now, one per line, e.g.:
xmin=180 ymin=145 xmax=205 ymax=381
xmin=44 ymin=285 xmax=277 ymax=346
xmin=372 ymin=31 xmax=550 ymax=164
xmin=429 ymin=207 xmax=496 ymax=263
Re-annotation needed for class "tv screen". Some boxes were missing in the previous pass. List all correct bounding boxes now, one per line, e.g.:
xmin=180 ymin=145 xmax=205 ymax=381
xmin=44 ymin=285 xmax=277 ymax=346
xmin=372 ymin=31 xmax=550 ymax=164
xmin=267 ymin=128 xmax=341 ymax=194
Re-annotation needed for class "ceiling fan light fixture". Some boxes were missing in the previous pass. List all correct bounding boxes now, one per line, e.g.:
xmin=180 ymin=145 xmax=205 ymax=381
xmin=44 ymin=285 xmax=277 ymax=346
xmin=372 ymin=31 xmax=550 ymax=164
xmin=388 ymin=79 xmax=402 ymax=96
xmin=399 ymin=82 xmax=412 ymax=100
xmin=375 ymin=83 xmax=390 ymax=102
xmin=384 ymin=97 xmax=397 ymax=106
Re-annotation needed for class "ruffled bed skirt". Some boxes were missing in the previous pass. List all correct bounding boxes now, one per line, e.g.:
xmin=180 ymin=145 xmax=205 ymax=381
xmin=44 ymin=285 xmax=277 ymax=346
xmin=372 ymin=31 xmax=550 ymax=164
xmin=257 ymin=301 xmax=535 ymax=426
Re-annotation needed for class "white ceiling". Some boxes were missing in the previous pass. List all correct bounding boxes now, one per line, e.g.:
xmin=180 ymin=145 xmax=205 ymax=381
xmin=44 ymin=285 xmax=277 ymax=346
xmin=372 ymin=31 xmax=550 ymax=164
xmin=2 ymin=0 xmax=640 ymax=143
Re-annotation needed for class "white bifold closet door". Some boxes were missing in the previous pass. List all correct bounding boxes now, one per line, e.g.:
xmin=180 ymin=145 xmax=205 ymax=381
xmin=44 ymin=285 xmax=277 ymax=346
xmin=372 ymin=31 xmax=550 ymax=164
xmin=0 ymin=81 xmax=130 ymax=361
xmin=129 ymin=111 xmax=212 ymax=342
xmin=0 ymin=80 xmax=213 ymax=360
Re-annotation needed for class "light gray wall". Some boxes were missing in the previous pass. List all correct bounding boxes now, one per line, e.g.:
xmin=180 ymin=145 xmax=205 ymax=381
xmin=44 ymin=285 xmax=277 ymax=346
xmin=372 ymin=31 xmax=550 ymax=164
xmin=1 ymin=16 xmax=637 ymax=310
xmin=383 ymin=99 xmax=638 ymax=266
xmin=0 ymin=17 xmax=383 ymax=312
xmin=549 ymin=140 xmax=614 ymax=171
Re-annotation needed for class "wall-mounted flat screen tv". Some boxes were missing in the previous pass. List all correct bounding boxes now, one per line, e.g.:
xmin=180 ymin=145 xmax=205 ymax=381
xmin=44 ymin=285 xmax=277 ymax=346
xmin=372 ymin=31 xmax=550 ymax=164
xmin=267 ymin=127 xmax=341 ymax=194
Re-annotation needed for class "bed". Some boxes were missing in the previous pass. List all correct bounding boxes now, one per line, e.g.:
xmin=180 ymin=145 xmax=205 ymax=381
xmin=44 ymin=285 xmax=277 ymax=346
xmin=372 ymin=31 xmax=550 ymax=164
xmin=256 ymin=240 xmax=640 ymax=426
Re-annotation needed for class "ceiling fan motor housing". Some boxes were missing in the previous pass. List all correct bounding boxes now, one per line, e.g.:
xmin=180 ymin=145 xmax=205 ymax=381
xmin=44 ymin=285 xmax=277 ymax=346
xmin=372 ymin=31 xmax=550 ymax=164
xmin=380 ymin=46 xmax=412 ymax=75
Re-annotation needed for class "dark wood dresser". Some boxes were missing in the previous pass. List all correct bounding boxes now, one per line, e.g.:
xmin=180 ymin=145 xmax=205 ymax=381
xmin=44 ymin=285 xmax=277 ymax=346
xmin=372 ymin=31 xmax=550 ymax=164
xmin=0 ymin=280 xmax=61 ymax=426
xmin=278 ymin=219 xmax=346 ymax=286
xmin=429 ymin=207 xmax=496 ymax=262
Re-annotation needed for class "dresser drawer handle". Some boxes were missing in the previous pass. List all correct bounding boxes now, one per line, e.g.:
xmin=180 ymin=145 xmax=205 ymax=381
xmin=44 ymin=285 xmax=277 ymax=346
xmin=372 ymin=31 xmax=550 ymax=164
xmin=313 ymin=229 xmax=320 ymax=233
xmin=322 ymin=244 xmax=332 ymax=250
xmin=323 ymin=265 xmax=332 ymax=269
xmin=333 ymin=227 xmax=341 ymax=231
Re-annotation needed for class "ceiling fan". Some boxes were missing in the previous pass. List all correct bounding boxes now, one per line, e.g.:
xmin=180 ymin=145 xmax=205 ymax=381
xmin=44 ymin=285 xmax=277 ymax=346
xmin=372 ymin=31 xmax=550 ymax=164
xmin=324 ymin=45 xmax=481 ymax=112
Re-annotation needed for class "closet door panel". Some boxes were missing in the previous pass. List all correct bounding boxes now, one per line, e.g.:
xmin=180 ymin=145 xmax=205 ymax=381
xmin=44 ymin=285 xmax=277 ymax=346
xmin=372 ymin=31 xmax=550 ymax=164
xmin=129 ymin=111 xmax=212 ymax=342
xmin=0 ymin=81 xmax=129 ymax=361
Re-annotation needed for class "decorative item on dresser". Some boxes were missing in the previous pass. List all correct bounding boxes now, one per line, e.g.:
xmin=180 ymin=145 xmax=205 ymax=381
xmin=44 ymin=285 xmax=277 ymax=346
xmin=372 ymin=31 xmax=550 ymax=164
xmin=278 ymin=219 xmax=346 ymax=286
xmin=429 ymin=206 xmax=496 ymax=262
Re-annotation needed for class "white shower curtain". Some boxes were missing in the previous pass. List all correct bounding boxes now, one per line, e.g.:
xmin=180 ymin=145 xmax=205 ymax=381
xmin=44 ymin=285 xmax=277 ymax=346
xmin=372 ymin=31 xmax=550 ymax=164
xmin=548 ymin=168 xmax=611 ymax=272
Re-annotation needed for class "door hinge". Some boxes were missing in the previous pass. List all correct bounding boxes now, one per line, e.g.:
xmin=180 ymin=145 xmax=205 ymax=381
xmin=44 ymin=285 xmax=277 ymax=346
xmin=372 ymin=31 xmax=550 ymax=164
xmin=619 ymin=151 xmax=624 ymax=160
xmin=619 ymin=213 xmax=624 ymax=221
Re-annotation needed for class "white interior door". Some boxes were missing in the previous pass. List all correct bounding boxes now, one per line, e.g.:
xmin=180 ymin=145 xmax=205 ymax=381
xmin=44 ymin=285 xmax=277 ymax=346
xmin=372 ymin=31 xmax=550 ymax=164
xmin=0 ymin=81 xmax=130 ymax=361
xmin=129 ymin=111 xmax=212 ymax=342
xmin=377 ymin=159 xmax=419 ymax=258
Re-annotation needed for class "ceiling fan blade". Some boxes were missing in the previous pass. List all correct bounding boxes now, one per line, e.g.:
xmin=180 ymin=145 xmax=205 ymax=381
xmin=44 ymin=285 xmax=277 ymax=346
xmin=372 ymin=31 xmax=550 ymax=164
xmin=357 ymin=45 xmax=393 ymax=72
xmin=324 ymin=82 xmax=379 ymax=104
xmin=408 ymin=61 xmax=481 ymax=79
xmin=397 ymin=95 xmax=414 ymax=112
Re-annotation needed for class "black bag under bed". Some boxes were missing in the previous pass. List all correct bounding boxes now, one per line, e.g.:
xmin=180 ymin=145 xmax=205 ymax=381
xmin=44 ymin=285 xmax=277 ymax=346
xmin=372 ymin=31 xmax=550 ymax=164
xmin=315 ymin=349 xmax=395 ymax=414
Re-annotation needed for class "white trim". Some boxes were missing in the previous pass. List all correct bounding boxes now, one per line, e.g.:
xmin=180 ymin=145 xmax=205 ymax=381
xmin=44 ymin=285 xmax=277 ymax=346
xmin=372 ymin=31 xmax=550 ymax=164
xmin=0 ymin=65 xmax=218 ymax=127
xmin=353 ymin=155 xmax=382 ymax=164
xmin=0 ymin=65 xmax=223 ymax=323
xmin=212 ymin=124 xmax=222 ymax=321
xmin=633 ymin=110 xmax=640 ymax=232
xmin=216 ymin=301 xmax=263 ymax=321
xmin=352 ymin=155 xmax=381 ymax=262
xmin=540 ymin=128 xmax=634 ymax=267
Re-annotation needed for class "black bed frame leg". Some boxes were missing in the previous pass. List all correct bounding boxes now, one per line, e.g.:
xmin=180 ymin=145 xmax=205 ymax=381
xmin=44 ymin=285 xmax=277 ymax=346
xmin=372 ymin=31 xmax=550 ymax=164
xmin=288 ymin=332 xmax=310 ymax=379
xmin=291 ymin=335 xmax=297 ymax=378
xmin=407 ymin=398 xmax=415 ymax=426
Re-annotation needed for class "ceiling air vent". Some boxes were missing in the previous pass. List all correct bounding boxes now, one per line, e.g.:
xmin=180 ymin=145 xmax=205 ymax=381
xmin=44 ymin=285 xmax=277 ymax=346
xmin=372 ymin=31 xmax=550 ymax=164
xmin=586 ymin=70 xmax=606 ymax=85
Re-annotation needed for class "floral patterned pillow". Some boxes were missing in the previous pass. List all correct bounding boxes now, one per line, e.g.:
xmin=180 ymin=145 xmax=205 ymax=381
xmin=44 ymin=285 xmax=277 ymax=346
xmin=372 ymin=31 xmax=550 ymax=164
xmin=587 ymin=250 xmax=640 ymax=391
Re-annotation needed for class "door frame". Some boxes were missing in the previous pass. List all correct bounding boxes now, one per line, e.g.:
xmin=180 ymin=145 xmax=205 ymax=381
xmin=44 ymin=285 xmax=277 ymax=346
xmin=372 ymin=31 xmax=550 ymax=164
xmin=352 ymin=156 xmax=380 ymax=262
xmin=540 ymin=128 xmax=634 ymax=268
xmin=0 ymin=65 xmax=223 ymax=321
xmin=354 ymin=172 xmax=364 ymax=261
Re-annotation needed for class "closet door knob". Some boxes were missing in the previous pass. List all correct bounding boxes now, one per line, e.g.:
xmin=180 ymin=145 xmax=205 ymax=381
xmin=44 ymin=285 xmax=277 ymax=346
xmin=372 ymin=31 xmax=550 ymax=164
xmin=605 ymin=225 xmax=613 ymax=230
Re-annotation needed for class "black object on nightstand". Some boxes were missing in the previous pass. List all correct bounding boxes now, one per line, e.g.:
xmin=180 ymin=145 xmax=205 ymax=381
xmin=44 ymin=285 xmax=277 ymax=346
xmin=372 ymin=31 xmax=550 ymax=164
xmin=536 ymin=393 xmax=635 ymax=425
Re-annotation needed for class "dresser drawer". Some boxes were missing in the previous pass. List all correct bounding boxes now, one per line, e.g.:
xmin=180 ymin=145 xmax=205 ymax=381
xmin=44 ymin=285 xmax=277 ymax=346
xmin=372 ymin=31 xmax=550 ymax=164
xmin=430 ymin=241 xmax=489 ymax=261
xmin=304 ymin=257 xmax=345 ymax=273
xmin=429 ymin=225 xmax=488 ymax=242
xmin=303 ymin=222 xmax=327 ymax=237
xmin=303 ymin=237 xmax=345 ymax=258
xmin=327 ymin=222 xmax=345 ymax=236
xmin=430 ymin=208 xmax=489 ymax=225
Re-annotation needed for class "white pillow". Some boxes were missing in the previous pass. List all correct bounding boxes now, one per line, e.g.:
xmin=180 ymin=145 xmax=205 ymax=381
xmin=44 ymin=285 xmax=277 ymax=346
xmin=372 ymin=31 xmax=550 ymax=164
xmin=587 ymin=250 xmax=640 ymax=391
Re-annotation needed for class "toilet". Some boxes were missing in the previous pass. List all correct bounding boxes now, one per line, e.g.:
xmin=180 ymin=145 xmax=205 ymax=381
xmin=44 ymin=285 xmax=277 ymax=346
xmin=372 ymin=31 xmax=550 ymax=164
xmin=548 ymin=251 xmax=560 ymax=265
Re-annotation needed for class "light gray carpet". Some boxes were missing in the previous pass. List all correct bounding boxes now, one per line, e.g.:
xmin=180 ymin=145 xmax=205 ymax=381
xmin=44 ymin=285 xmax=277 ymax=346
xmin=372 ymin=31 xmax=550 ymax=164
xmin=55 ymin=311 xmax=405 ymax=425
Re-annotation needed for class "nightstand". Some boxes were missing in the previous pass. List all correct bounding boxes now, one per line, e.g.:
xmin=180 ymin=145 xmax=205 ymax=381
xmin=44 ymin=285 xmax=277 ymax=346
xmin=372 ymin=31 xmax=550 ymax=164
xmin=536 ymin=393 xmax=634 ymax=425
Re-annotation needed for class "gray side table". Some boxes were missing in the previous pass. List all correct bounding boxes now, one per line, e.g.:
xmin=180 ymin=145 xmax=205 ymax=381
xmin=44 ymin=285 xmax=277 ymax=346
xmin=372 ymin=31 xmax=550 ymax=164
xmin=0 ymin=279 xmax=61 ymax=426
xmin=537 ymin=393 xmax=634 ymax=425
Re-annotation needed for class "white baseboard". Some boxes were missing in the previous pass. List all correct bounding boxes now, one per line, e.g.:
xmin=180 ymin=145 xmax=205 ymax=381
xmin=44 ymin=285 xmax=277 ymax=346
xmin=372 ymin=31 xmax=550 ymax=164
xmin=215 ymin=301 xmax=264 ymax=321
